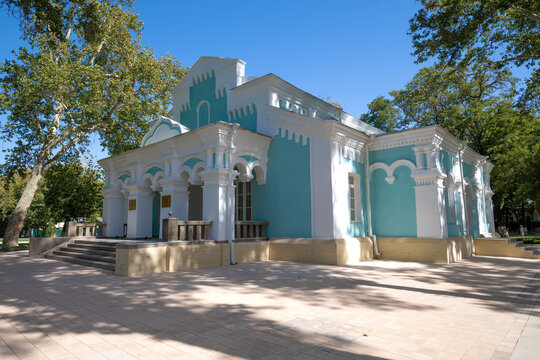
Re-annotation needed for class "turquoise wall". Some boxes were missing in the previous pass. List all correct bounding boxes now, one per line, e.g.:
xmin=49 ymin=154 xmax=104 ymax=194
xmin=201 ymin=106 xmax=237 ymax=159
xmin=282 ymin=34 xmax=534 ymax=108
xmin=370 ymin=145 xmax=415 ymax=165
xmin=342 ymin=157 xmax=368 ymax=237
xmin=229 ymin=105 xmax=257 ymax=132
xmin=252 ymin=130 xmax=311 ymax=237
xmin=369 ymin=146 xmax=417 ymax=237
xmin=179 ymin=70 xmax=258 ymax=132
xmin=180 ymin=71 xmax=228 ymax=129
xmin=462 ymin=161 xmax=480 ymax=237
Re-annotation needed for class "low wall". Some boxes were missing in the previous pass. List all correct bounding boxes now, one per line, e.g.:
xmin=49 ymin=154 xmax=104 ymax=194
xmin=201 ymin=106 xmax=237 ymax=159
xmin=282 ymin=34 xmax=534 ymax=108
xmin=116 ymin=238 xmax=374 ymax=276
xmin=474 ymin=238 xmax=540 ymax=259
xmin=376 ymin=236 xmax=472 ymax=263
xmin=29 ymin=237 xmax=72 ymax=257
xmin=116 ymin=240 xmax=270 ymax=276
xmin=269 ymin=237 xmax=373 ymax=265
xmin=116 ymin=243 xmax=168 ymax=276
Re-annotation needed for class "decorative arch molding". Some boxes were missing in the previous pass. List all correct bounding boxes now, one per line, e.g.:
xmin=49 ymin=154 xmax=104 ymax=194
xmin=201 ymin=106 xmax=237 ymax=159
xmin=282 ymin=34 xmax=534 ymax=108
xmin=118 ymin=173 xmax=131 ymax=183
xmin=141 ymin=165 xmax=165 ymax=190
xmin=182 ymin=157 xmax=204 ymax=169
xmin=369 ymin=159 xmax=416 ymax=184
xmin=196 ymin=100 xmax=210 ymax=127
xmin=232 ymin=156 xmax=267 ymax=185
xmin=140 ymin=116 xmax=190 ymax=147
xmin=188 ymin=162 xmax=205 ymax=185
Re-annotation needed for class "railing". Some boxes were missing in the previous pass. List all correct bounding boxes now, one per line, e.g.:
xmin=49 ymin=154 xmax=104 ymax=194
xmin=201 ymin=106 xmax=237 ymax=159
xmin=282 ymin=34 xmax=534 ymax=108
xmin=162 ymin=218 xmax=212 ymax=241
xmin=235 ymin=221 xmax=269 ymax=240
xmin=65 ymin=221 xmax=105 ymax=237
xmin=178 ymin=221 xmax=212 ymax=240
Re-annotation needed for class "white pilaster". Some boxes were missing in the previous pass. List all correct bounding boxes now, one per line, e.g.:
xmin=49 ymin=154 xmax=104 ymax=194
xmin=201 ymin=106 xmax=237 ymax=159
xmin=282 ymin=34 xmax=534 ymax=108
xmin=412 ymin=145 xmax=448 ymax=238
xmin=201 ymin=168 xmax=231 ymax=240
xmin=126 ymin=185 xmax=153 ymax=238
xmin=102 ymin=189 xmax=125 ymax=237
xmin=160 ymin=179 xmax=189 ymax=221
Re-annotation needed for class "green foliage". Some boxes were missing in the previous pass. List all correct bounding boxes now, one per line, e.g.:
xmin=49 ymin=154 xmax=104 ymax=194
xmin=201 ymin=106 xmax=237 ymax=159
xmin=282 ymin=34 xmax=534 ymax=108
xmin=0 ymin=0 xmax=185 ymax=246
xmin=0 ymin=160 xmax=104 ymax=234
xmin=0 ymin=0 xmax=186 ymax=172
xmin=409 ymin=0 xmax=540 ymax=112
xmin=43 ymin=160 xmax=103 ymax=222
xmin=0 ymin=243 xmax=29 ymax=252
xmin=359 ymin=96 xmax=400 ymax=132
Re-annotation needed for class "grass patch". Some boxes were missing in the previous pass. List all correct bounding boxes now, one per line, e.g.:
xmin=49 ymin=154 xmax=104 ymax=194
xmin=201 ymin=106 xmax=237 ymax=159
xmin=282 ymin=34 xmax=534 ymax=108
xmin=511 ymin=236 xmax=540 ymax=244
xmin=1 ymin=243 xmax=30 ymax=252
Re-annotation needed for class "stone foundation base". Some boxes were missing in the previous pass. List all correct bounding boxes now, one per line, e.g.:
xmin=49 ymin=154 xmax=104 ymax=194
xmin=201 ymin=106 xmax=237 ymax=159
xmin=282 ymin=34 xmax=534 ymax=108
xmin=116 ymin=237 xmax=374 ymax=276
xmin=376 ymin=236 xmax=473 ymax=264
xmin=269 ymin=237 xmax=373 ymax=265
xmin=474 ymin=238 xmax=540 ymax=259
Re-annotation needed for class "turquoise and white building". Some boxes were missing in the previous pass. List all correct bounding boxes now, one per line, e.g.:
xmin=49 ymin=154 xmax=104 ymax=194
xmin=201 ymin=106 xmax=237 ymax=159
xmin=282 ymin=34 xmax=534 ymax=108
xmin=99 ymin=56 xmax=495 ymax=243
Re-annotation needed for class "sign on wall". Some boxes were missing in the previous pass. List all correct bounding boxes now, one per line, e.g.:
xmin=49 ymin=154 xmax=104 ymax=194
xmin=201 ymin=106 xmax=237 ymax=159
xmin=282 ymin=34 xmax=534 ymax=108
xmin=128 ymin=199 xmax=136 ymax=211
xmin=161 ymin=195 xmax=171 ymax=208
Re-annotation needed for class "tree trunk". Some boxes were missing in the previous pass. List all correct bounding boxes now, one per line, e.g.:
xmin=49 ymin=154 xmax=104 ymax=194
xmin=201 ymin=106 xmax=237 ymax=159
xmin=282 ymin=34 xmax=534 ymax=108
xmin=2 ymin=164 xmax=45 ymax=249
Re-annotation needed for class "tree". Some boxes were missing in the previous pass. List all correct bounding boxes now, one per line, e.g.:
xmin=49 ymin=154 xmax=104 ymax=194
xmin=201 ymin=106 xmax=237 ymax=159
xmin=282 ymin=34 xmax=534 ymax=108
xmin=409 ymin=0 xmax=540 ymax=111
xmin=0 ymin=0 xmax=186 ymax=249
xmin=0 ymin=170 xmax=50 ymax=237
xmin=360 ymin=65 xmax=539 ymax=227
xmin=43 ymin=160 xmax=103 ymax=223
xmin=359 ymin=96 xmax=400 ymax=132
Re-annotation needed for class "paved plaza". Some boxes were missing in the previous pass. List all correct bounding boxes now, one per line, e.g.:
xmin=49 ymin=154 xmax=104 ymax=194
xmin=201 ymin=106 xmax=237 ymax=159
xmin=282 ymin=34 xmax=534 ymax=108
xmin=0 ymin=251 xmax=539 ymax=360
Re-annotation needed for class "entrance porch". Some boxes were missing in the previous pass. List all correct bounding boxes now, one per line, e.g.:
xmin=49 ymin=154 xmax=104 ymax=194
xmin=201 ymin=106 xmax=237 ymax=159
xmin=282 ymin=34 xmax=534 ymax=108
xmin=99 ymin=122 xmax=271 ymax=241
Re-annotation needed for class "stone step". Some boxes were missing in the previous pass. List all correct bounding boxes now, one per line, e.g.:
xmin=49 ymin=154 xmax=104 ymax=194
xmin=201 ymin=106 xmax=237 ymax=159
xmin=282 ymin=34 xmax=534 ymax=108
xmin=45 ymin=254 xmax=115 ymax=271
xmin=53 ymin=249 xmax=116 ymax=263
xmin=67 ymin=243 xmax=116 ymax=252
xmin=73 ymin=240 xmax=121 ymax=246
xmin=59 ymin=247 xmax=116 ymax=257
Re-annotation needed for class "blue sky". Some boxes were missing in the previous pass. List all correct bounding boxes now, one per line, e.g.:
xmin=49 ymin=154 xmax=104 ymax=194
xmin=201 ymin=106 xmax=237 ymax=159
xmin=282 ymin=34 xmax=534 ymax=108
xmin=1 ymin=0 xmax=430 ymax=160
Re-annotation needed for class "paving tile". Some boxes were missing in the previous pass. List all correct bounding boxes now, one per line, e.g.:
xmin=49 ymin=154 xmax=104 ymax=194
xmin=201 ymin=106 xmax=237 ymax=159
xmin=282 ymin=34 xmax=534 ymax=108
xmin=1 ymin=252 xmax=539 ymax=360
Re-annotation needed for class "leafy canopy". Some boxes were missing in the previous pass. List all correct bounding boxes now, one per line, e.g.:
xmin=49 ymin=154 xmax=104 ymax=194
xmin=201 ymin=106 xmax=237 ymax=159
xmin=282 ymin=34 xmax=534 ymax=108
xmin=409 ymin=0 xmax=540 ymax=111
xmin=0 ymin=0 xmax=186 ymax=173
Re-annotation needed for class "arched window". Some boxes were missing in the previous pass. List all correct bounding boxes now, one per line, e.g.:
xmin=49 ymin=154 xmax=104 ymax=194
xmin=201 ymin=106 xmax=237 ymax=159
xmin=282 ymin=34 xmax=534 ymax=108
xmin=234 ymin=166 xmax=252 ymax=221
xmin=196 ymin=100 xmax=210 ymax=128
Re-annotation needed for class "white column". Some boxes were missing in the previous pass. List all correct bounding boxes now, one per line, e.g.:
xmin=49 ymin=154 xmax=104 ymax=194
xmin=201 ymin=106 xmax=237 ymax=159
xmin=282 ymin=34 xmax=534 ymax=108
xmin=474 ymin=186 xmax=488 ymax=235
xmin=412 ymin=145 xmax=448 ymax=238
xmin=126 ymin=185 xmax=153 ymax=239
xmin=102 ymin=189 xmax=125 ymax=237
xmin=201 ymin=168 xmax=230 ymax=240
xmin=160 ymin=179 xmax=189 ymax=220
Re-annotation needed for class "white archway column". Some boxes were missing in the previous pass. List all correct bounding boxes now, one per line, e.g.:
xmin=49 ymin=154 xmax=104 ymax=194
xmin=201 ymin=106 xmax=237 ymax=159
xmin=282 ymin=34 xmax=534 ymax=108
xmin=412 ymin=145 xmax=448 ymax=238
xmin=160 ymin=179 xmax=189 ymax=220
xmin=102 ymin=189 xmax=125 ymax=237
xmin=126 ymin=185 xmax=153 ymax=238
xmin=201 ymin=168 xmax=230 ymax=241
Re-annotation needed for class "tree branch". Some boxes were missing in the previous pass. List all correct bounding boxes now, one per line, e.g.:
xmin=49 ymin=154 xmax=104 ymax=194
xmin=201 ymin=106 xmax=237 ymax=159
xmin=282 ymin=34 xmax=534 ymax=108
xmin=511 ymin=6 xmax=540 ymax=26
xmin=44 ymin=124 xmax=101 ymax=171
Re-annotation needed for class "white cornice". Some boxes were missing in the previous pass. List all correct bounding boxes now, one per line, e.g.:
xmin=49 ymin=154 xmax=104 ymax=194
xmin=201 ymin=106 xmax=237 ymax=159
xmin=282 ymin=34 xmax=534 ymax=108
xmin=370 ymin=125 xmax=487 ymax=165
xmin=236 ymin=74 xmax=382 ymax=136
xmin=98 ymin=122 xmax=270 ymax=175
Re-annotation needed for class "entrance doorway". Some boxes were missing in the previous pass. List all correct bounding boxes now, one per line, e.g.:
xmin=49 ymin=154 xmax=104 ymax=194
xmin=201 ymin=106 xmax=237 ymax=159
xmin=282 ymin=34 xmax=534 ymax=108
xmin=152 ymin=191 xmax=160 ymax=237
xmin=188 ymin=185 xmax=203 ymax=220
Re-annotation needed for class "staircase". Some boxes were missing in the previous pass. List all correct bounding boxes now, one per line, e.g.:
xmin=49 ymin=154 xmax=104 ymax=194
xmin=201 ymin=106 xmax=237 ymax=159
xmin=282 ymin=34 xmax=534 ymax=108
xmin=45 ymin=240 xmax=118 ymax=271
xmin=510 ymin=239 xmax=540 ymax=256
xmin=474 ymin=238 xmax=540 ymax=259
